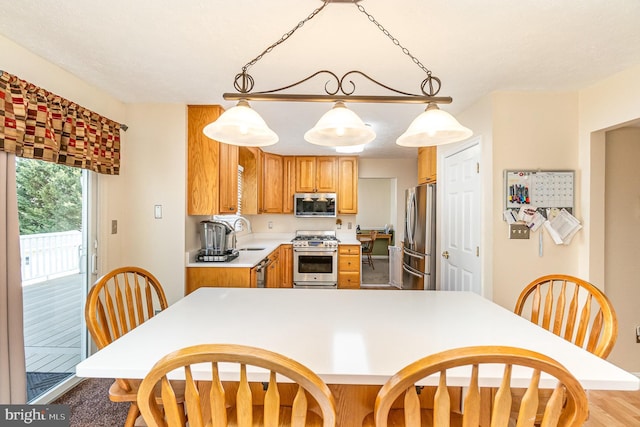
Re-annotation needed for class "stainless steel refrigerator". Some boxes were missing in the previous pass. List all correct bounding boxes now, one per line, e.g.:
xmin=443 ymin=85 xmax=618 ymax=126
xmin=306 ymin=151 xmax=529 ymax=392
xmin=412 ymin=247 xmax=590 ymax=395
xmin=402 ymin=183 xmax=436 ymax=290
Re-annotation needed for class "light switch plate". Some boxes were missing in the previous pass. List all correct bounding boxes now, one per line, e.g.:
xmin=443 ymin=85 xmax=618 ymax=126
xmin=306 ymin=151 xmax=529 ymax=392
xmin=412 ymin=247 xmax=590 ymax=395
xmin=509 ymin=223 xmax=530 ymax=239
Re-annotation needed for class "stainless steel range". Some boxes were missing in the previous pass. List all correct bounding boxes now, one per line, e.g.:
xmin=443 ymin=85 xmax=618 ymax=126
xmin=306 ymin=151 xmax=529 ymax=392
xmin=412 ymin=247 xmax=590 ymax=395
xmin=292 ymin=230 xmax=339 ymax=289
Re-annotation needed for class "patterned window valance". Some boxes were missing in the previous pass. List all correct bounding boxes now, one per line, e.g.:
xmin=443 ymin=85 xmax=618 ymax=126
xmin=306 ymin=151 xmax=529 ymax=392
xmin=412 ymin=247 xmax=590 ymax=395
xmin=0 ymin=70 xmax=124 ymax=175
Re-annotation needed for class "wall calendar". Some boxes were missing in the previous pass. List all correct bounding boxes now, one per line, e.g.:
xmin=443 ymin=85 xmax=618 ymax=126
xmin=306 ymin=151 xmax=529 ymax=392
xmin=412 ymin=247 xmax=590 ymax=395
xmin=504 ymin=170 xmax=574 ymax=216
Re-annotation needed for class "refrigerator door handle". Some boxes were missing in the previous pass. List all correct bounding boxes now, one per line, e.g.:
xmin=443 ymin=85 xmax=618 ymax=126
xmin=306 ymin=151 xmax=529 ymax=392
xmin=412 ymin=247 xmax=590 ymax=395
xmin=403 ymin=249 xmax=425 ymax=260
xmin=405 ymin=190 xmax=417 ymax=246
xmin=403 ymin=264 xmax=424 ymax=278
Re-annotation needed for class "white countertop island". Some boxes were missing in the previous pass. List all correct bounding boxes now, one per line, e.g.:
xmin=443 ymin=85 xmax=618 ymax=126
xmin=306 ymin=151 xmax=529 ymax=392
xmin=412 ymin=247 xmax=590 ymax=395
xmin=77 ymin=288 xmax=638 ymax=391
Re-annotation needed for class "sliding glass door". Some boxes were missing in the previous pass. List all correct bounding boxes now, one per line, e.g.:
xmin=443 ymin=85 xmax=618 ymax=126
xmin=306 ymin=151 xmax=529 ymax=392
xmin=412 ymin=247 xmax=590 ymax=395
xmin=16 ymin=158 xmax=96 ymax=402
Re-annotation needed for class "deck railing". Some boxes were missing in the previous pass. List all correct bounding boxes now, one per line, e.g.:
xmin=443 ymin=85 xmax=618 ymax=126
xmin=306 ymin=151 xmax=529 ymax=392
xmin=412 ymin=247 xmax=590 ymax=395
xmin=20 ymin=231 xmax=82 ymax=284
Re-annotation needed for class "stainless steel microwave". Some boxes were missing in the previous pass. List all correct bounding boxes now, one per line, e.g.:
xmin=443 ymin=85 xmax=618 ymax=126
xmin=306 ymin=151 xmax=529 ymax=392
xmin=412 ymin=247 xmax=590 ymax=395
xmin=294 ymin=193 xmax=337 ymax=217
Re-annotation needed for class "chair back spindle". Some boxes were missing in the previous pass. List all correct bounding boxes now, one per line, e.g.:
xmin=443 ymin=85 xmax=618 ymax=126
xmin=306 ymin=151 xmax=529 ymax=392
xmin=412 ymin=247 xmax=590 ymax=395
xmin=137 ymin=344 xmax=336 ymax=427
xmin=514 ymin=274 xmax=617 ymax=358
xmin=367 ymin=346 xmax=588 ymax=427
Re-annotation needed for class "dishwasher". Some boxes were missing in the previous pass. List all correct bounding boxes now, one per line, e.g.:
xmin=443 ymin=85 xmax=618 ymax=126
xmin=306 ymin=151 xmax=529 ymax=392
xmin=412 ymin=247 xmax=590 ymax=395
xmin=255 ymin=257 xmax=271 ymax=288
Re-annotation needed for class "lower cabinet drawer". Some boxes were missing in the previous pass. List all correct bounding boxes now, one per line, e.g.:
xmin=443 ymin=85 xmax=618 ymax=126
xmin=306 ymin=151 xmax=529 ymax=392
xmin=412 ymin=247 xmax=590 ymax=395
xmin=338 ymin=254 xmax=360 ymax=272
xmin=338 ymin=271 xmax=360 ymax=289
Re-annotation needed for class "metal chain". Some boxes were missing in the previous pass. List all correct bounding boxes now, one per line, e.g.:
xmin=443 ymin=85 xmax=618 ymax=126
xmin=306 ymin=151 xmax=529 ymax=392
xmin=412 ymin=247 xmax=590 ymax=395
xmin=355 ymin=3 xmax=432 ymax=76
xmin=242 ymin=1 xmax=329 ymax=72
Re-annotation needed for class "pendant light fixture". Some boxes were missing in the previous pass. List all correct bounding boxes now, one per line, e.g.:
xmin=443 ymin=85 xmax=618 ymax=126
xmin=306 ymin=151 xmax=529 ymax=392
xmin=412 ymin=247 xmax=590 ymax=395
xmin=304 ymin=101 xmax=376 ymax=146
xmin=396 ymin=103 xmax=473 ymax=147
xmin=206 ymin=0 xmax=472 ymax=148
xmin=202 ymin=100 xmax=278 ymax=147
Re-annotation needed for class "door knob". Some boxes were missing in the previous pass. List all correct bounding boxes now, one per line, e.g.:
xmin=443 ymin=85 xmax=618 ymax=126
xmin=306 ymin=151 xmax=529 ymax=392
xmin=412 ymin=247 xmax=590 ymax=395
xmin=442 ymin=251 xmax=450 ymax=259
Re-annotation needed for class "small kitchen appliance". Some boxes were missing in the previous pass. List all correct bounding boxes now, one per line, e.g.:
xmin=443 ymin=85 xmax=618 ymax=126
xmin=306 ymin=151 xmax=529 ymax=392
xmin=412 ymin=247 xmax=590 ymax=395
xmin=291 ymin=230 xmax=339 ymax=288
xmin=294 ymin=193 xmax=337 ymax=218
xmin=197 ymin=220 xmax=239 ymax=262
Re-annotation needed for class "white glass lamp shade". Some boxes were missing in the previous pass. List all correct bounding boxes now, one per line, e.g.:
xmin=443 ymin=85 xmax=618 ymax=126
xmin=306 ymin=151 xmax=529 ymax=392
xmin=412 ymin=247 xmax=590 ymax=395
xmin=396 ymin=103 xmax=473 ymax=147
xmin=304 ymin=101 xmax=376 ymax=147
xmin=202 ymin=100 xmax=278 ymax=147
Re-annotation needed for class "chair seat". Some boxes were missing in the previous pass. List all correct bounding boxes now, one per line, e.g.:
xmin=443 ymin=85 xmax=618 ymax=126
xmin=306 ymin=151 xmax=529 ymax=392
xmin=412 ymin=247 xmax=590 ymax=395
xmin=228 ymin=406 xmax=324 ymax=426
xmin=363 ymin=409 xmax=463 ymax=427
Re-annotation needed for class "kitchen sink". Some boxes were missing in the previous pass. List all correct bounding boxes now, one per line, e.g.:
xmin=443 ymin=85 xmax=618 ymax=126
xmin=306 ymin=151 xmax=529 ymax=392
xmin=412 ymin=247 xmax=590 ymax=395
xmin=238 ymin=247 xmax=266 ymax=251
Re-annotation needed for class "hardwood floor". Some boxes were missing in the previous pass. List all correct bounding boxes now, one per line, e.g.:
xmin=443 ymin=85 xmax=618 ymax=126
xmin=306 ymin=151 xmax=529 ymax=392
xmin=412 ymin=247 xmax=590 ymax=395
xmin=586 ymin=389 xmax=640 ymax=426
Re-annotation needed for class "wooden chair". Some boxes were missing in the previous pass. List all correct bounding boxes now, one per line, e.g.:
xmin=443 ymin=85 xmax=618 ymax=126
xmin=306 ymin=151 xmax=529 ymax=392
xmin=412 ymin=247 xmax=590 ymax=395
xmin=363 ymin=346 xmax=589 ymax=427
xmin=514 ymin=274 xmax=618 ymax=359
xmin=85 ymin=266 xmax=184 ymax=427
xmin=137 ymin=343 xmax=337 ymax=427
xmin=361 ymin=230 xmax=378 ymax=269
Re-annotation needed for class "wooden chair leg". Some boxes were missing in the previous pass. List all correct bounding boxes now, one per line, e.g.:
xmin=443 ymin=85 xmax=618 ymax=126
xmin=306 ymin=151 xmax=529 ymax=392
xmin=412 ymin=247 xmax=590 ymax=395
xmin=124 ymin=403 xmax=140 ymax=427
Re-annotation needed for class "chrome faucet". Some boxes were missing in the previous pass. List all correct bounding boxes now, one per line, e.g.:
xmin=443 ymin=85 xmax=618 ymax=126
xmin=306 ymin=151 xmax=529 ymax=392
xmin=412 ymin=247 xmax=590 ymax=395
xmin=232 ymin=216 xmax=252 ymax=233
xmin=229 ymin=216 xmax=252 ymax=251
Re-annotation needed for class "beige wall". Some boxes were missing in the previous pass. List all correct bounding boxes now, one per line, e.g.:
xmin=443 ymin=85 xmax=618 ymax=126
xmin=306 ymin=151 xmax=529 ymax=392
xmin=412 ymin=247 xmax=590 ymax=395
xmin=577 ymin=65 xmax=640 ymax=371
xmin=117 ymin=104 xmax=187 ymax=304
xmin=604 ymin=127 xmax=640 ymax=370
xmin=358 ymin=158 xmax=417 ymax=243
xmin=489 ymin=92 xmax=581 ymax=310
xmin=356 ymin=178 xmax=393 ymax=230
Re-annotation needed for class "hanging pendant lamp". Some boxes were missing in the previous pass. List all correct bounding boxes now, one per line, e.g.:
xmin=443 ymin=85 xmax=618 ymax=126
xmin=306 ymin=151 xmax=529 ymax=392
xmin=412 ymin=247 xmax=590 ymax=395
xmin=208 ymin=1 xmax=472 ymax=148
xmin=396 ymin=103 xmax=473 ymax=147
xmin=203 ymin=100 xmax=278 ymax=147
xmin=304 ymin=101 xmax=376 ymax=147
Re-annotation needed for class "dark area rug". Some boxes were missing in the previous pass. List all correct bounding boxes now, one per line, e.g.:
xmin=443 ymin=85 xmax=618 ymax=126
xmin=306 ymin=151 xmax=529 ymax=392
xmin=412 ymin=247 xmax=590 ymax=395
xmin=52 ymin=378 xmax=130 ymax=427
xmin=27 ymin=372 xmax=74 ymax=402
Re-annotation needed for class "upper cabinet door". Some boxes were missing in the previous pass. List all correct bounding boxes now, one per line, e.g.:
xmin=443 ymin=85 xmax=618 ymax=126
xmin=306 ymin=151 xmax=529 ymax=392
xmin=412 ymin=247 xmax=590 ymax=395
xmin=295 ymin=156 xmax=316 ymax=192
xmin=315 ymin=156 xmax=337 ymax=193
xmin=295 ymin=156 xmax=337 ymax=193
xmin=219 ymin=143 xmax=239 ymax=214
xmin=418 ymin=146 xmax=437 ymax=184
xmin=187 ymin=105 xmax=222 ymax=215
xmin=262 ymin=152 xmax=284 ymax=213
xmin=337 ymin=157 xmax=358 ymax=214
xmin=282 ymin=156 xmax=296 ymax=213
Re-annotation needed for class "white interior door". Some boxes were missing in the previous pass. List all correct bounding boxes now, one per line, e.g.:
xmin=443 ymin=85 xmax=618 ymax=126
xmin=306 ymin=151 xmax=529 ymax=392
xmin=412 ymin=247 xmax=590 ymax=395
xmin=440 ymin=143 xmax=481 ymax=293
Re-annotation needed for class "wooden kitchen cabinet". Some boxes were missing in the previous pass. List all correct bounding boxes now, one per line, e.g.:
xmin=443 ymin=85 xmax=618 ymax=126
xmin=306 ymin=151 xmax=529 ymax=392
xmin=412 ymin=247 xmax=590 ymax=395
xmin=262 ymin=152 xmax=284 ymax=213
xmin=280 ymin=244 xmax=293 ymax=288
xmin=418 ymin=146 xmax=437 ymax=184
xmin=295 ymin=156 xmax=337 ymax=193
xmin=185 ymin=267 xmax=253 ymax=295
xmin=337 ymin=156 xmax=358 ymax=214
xmin=238 ymin=147 xmax=263 ymax=215
xmin=187 ymin=105 xmax=239 ymax=215
xmin=282 ymin=156 xmax=296 ymax=213
xmin=266 ymin=249 xmax=281 ymax=288
xmin=338 ymin=244 xmax=361 ymax=289
xmin=219 ymin=142 xmax=239 ymax=214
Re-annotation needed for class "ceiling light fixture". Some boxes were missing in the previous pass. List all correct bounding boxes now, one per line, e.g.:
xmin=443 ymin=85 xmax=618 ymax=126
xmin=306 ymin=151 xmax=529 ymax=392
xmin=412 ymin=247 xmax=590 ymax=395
xmin=204 ymin=0 xmax=472 ymax=148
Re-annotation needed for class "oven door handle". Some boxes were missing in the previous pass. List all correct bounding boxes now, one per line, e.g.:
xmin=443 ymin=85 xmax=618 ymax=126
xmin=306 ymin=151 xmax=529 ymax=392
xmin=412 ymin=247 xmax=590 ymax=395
xmin=293 ymin=248 xmax=338 ymax=254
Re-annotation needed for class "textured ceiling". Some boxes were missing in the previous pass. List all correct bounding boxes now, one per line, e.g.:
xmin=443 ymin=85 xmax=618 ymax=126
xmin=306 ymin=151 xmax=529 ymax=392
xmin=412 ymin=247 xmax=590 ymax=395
xmin=1 ymin=0 xmax=639 ymax=158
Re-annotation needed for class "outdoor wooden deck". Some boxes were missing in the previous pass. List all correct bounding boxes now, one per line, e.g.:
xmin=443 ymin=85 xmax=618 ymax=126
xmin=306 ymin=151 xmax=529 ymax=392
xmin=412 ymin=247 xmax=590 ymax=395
xmin=23 ymin=273 xmax=84 ymax=373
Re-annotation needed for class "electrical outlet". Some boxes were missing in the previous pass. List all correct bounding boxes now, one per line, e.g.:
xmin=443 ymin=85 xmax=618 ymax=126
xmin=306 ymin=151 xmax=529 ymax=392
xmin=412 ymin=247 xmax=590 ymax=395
xmin=111 ymin=220 xmax=117 ymax=234
xmin=348 ymin=222 xmax=352 ymax=230
xmin=509 ymin=223 xmax=530 ymax=239
xmin=268 ymin=221 xmax=273 ymax=229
